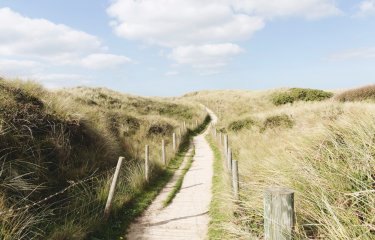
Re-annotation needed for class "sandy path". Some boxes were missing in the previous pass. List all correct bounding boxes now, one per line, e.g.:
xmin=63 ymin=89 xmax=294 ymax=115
xmin=126 ymin=108 xmax=217 ymax=240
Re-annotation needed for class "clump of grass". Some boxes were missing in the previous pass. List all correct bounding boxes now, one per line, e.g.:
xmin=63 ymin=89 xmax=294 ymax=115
xmin=147 ymin=121 xmax=174 ymax=136
xmin=335 ymin=84 xmax=375 ymax=102
xmin=272 ymin=88 xmax=333 ymax=105
xmin=261 ymin=114 xmax=294 ymax=131
xmin=228 ymin=117 xmax=256 ymax=132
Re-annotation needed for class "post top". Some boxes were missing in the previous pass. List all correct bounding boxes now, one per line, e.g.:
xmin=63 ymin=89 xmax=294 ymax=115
xmin=265 ymin=186 xmax=294 ymax=195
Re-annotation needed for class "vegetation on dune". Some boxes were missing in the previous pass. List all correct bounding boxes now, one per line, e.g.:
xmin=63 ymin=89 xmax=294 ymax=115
xmin=272 ymin=88 xmax=333 ymax=105
xmin=184 ymin=86 xmax=375 ymax=239
xmin=335 ymin=84 xmax=375 ymax=102
xmin=0 ymin=78 xmax=206 ymax=239
xmin=261 ymin=114 xmax=294 ymax=131
xmin=228 ymin=117 xmax=256 ymax=132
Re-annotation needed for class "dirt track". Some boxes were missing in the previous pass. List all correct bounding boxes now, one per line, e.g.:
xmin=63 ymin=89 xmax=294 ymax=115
xmin=126 ymin=108 xmax=217 ymax=240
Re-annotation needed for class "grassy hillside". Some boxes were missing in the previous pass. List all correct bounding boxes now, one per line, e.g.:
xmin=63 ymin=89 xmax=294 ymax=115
xmin=185 ymin=88 xmax=374 ymax=239
xmin=0 ymin=79 xmax=206 ymax=239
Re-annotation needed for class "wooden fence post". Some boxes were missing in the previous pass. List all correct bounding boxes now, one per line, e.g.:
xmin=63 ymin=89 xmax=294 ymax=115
xmin=162 ymin=139 xmax=166 ymax=166
xmin=264 ymin=187 xmax=295 ymax=240
xmin=227 ymin=147 xmax=232 ymax=172
xmin=232 ymin=160 xmax=239 ymax=200
xmin=224 ymin=134 xmax=228 ymax=156
xmin=104 ymin=156 xmax=124 ymax=220
xmin=183 ymin=121 xmax=186 ymax=131
xmin=195 ymin=119 xmax=198 ymax=128
xmin=214 ymin=128 xmax=217 ymax=137
xmin=145 ymin=145 xmax=149 ymax=182
xmin=172 ymin=133 xmax=177 ymax=152
xmin=219 ymin=132 xmax=222 ymax=146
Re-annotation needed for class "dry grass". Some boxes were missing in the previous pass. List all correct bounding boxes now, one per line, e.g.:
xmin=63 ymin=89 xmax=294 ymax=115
xmin=335 ymin=84 xmax=375 ymax=102
xmin=185 ymin=88 xmax=375 ymax=239
xmin=0 ymin=78 xmax=206 ymax=239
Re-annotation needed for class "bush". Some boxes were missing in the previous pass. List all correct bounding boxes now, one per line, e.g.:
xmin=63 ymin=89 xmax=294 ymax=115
xmin=228 ymin=118 xmax=256 ymax=132
xmin=335 ymin=85 xmax=375 ymax=102
xmin=272 ymin=88 xmax=333 ymax=105
xmin=261 ymin=114 xmax=294 ymax=131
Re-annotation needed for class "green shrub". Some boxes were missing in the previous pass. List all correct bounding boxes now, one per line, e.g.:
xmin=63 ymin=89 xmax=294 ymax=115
xmin=272 ymin=88 xmax=333 ymax=105
xmin=335 ymin=85 xmax=375 ymax=102
xmin=228 ymin=118 xmax=256 ymax=132
xmin=261 ymin=114 xmax=294 ymax=131
xmin=271 ymin=93 xmax=294 ymax=105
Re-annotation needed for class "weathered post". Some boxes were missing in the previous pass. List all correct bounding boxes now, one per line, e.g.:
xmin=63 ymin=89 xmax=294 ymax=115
xmin=264 ymin=187 xmax=295 ymax=240
xmin=162 ymin=139 xmax=166 ymax=166
xmin=214 ymin=128 xmax=217 ymax=137
xmin=224 ymin=134 xmax=228 ymax=157
xmin=195 ymin=119 xmax=198 ymax=128
xmin=219 ymin=132 xmax=222 ymax=146
xmin=227 ymin=148 xmax=232 ymax=172
xmin=172 ymin=132 xmax=177 ymax=152
xmin=183 ymin=121 xmax=186 ymax=131
xmin=232 ymin=160 xmax=239 ymax=200
xmin=145 ymin=145 xmax=149 ymax=182
xmin=104 ymin=156 xmax=124 ymax=220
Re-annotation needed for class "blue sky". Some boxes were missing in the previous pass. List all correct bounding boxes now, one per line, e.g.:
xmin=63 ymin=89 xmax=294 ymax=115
xmin=0 ymin=0 xmax=374 ymax=96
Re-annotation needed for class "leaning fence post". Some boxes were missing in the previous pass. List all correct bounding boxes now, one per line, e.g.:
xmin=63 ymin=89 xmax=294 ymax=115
xmin=232 ymin=160 xmax=239 ymax=200
xmin=104 ymin=156 xmax=124 ymax=220
xmin=227 ymin=147 xmax=232 ymax=172
xmin=145 ymin=145 xmax=149 ymax=182
xmin=162 ymin=139 xmax=166 ymax=166
xmin=264 ymin=187 xmax=295 ymax=240
xmin=172 ymin=133 xmax=177 ymax=152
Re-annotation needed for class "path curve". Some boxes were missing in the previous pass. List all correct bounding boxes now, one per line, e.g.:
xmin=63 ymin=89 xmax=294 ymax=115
xmin=127 ymin=107 xmax=217 ymax=240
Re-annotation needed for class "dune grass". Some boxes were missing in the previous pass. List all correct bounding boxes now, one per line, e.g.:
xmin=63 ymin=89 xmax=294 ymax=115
xmin=184 ymin=87 xmax=375 ymax=239
xmin=0 ymin=78 xmax=206 ymax=239
xmin=335 ymin=84 xmax=375 ymax=102
xmin=206 ymin=135 xmax=234 ymax=240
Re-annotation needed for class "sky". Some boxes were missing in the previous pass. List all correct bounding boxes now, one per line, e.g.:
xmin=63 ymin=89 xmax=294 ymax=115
xmin=0 ymin=0 xmax=374 ymax=96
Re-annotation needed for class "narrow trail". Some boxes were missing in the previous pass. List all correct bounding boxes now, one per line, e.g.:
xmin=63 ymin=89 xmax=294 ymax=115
xmin=127 ymin=108 xmax=218 ymax=240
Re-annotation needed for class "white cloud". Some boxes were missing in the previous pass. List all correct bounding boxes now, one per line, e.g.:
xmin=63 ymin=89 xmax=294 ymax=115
xmin=169 ymin=43 xmax=243 ymax=69
xmin=0 ymin=8 xmax=130 ymax=70
xmin=355 ymin=0 xmax=375 ymax=17
xmin=108 ymin=0 xmax=265 ymax=47
xmin=231 ymin=0 xmax=341 ymax=20
xmin=80 ymin=53 xmax=131 ymax=69
xmin=0 ymin=59 xmax=42 ymax=73
xmin=108 ymin=0 xmax=340 ymax=70
xmin=330 ymin=47 xmax=375 ymax=60
xmin=23 ymin=73 xmax=91 ymax=89
xmin=165 ymin=70 xmax=179 ymax=76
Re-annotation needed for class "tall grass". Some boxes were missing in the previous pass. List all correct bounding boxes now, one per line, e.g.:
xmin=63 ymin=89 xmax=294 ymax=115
xmin=0 ymin=78 xmax=206 ymax=239
xmin=185 ymin=89 xmax=375 ymax=239
xmin=335 ymin=84 xmax=375 ymax=102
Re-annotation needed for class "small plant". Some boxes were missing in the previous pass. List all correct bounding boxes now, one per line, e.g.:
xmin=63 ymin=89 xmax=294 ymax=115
xmin=335 ymin=85 xmax=375 ymax=102
xmin=261 ymin=114 xmax=294 ymax=131
xmin=272 ymin=88 xmax=333 ymax=105
xmin=228 ymin=118 xmax=256 ymax=132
